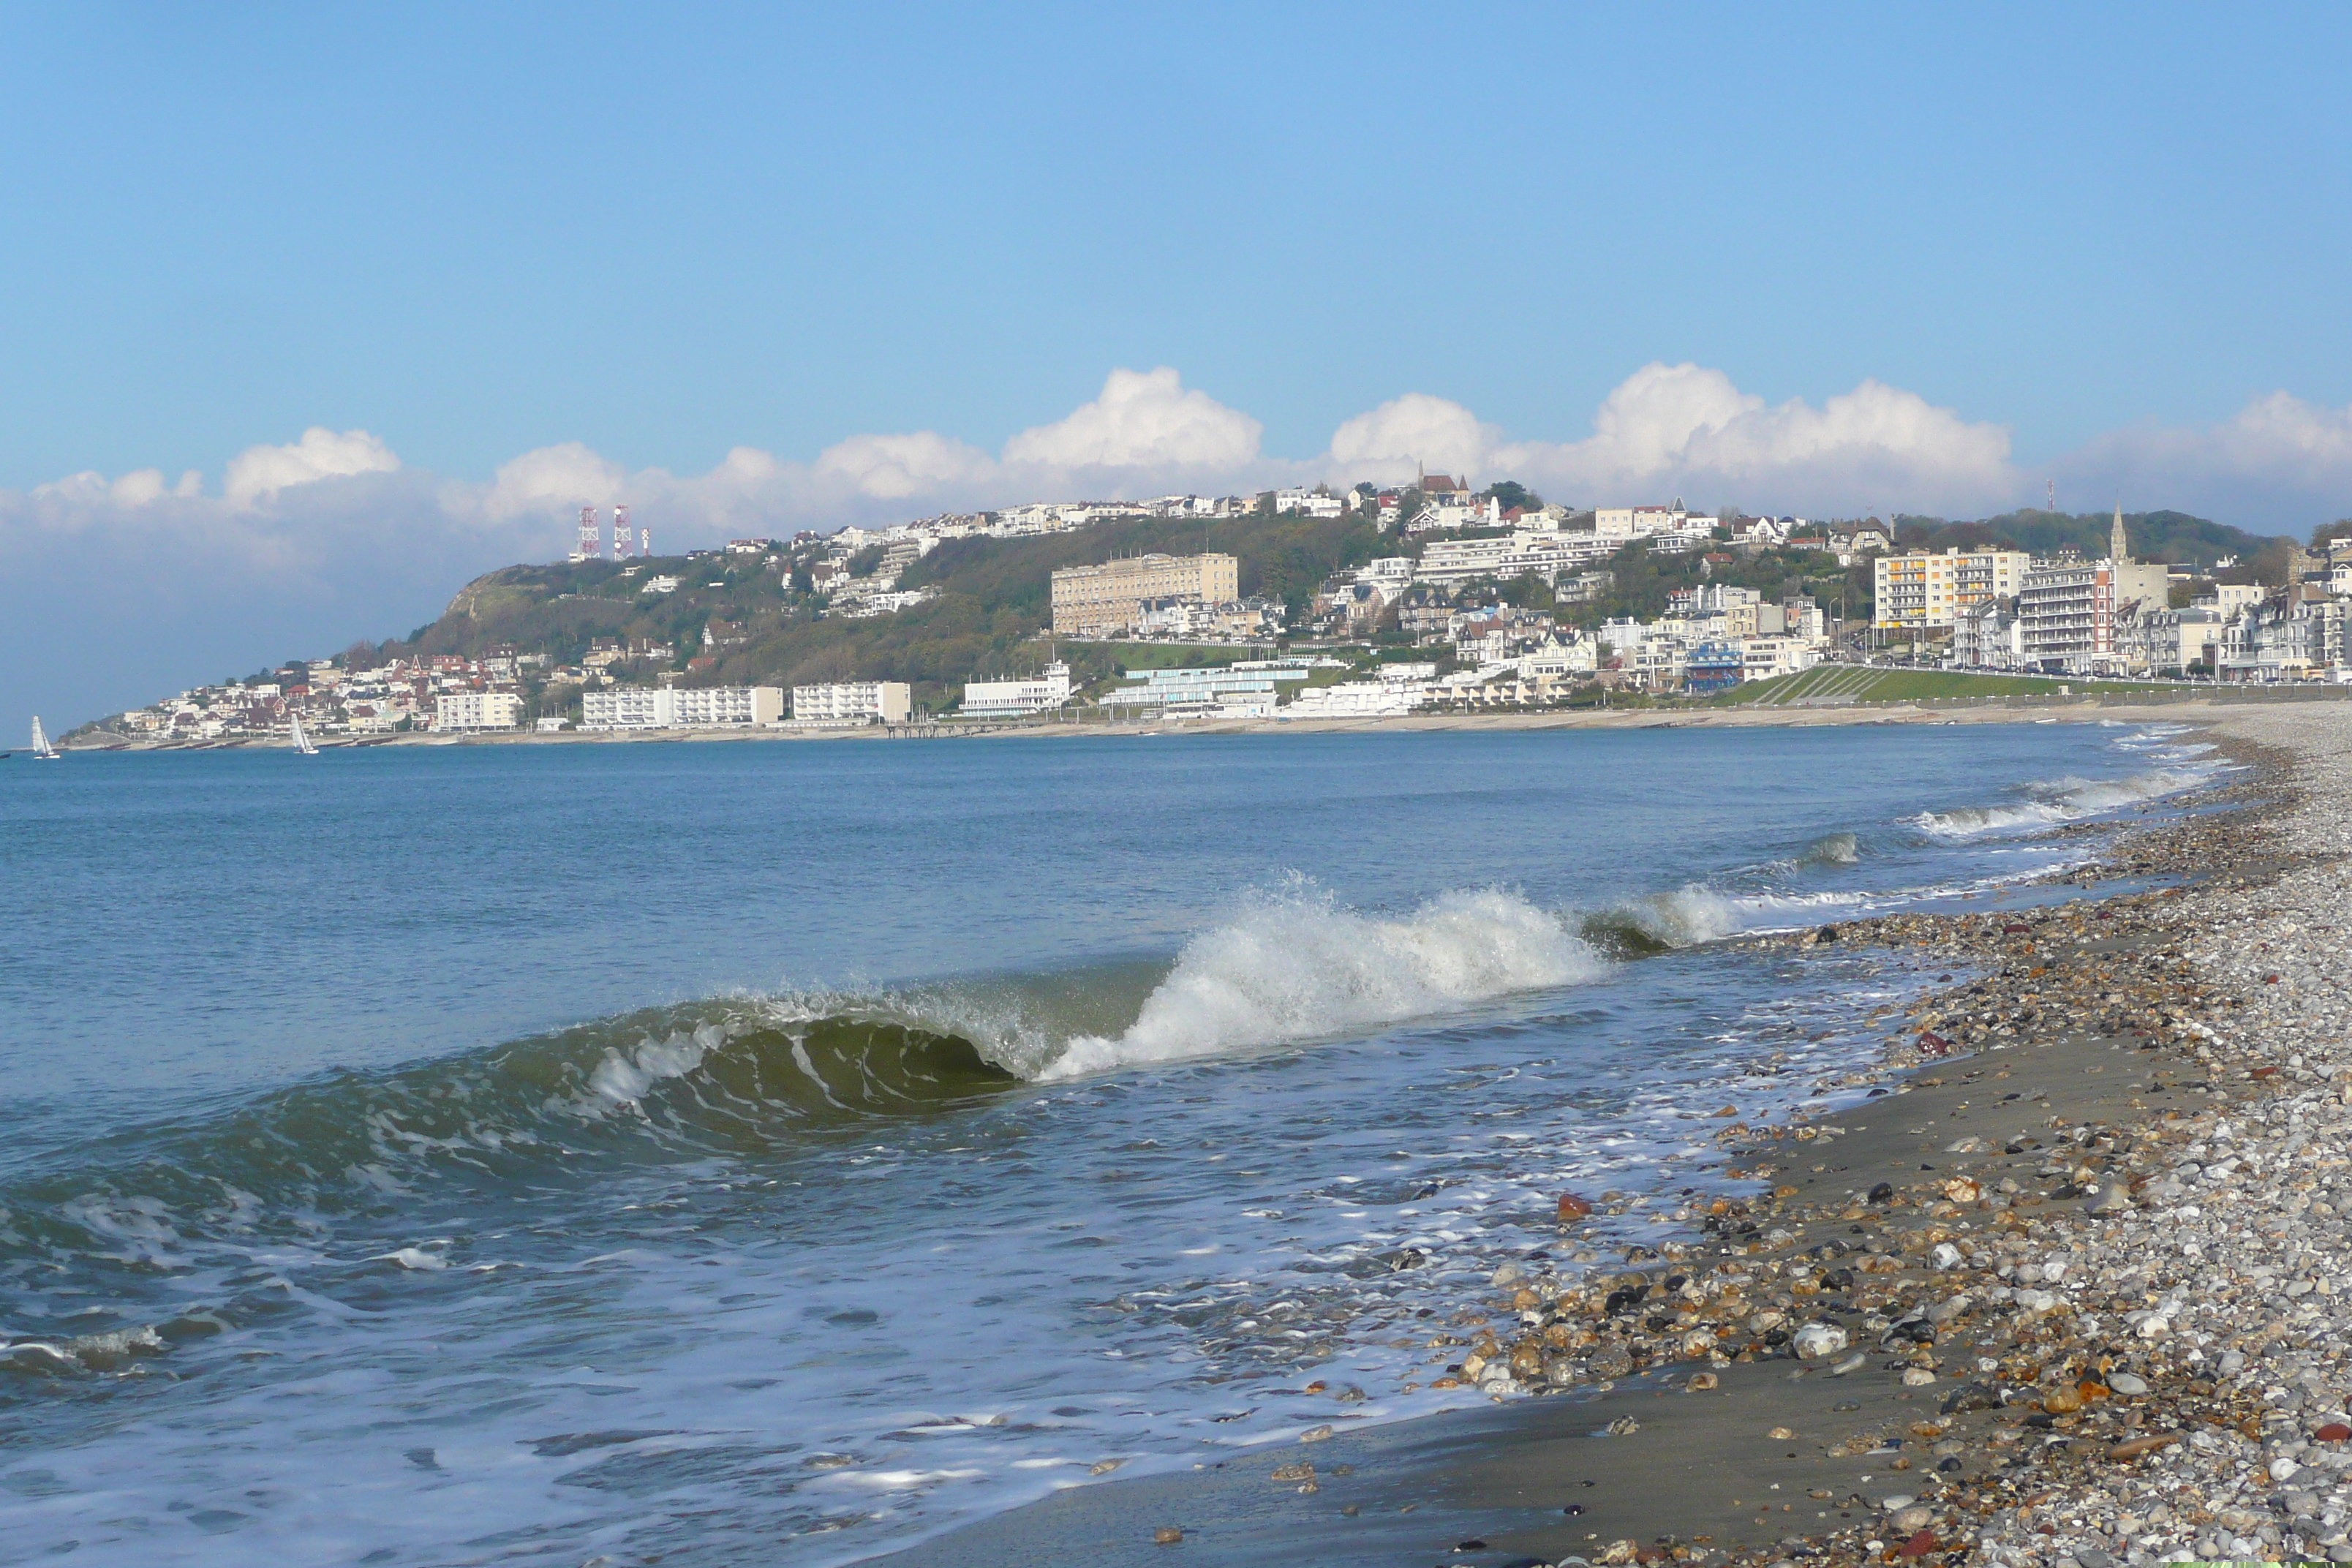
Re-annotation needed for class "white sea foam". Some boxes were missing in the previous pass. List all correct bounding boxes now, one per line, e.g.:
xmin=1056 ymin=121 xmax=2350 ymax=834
xmin=581 ymin=1022 xmax=725 ymax=1112
xmin=1039 ymin=886 xmax=1606 ymax=1079
xmin=1912 ymin=766 xmax=2212 ymax=837
xmin=1622 ymin=886 xmax=1872 ymax=946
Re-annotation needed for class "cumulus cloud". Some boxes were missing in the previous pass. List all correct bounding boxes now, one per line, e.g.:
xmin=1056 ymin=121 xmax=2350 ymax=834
xmin=1000 ymin=366 xmax=1262 ymax=471
xmin=478 ymin=441 xmax=628 ymax=520
xmin=1327 ymin=393 xmax=1497 ymax=481
xmin=224 ymin=427 xmax=401 ymax=506
xmin=1314 ymin=364 xmax=2019 ymax=515
xmin=2054 ymin=392 xmax=2352 ymax=527
xmin=813 ymin=431 xmax=992 ymax=499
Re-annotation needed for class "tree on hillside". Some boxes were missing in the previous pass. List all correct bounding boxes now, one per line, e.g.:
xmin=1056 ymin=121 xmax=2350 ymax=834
xmin=1481 ymin=480 xmax=1542 ymax=513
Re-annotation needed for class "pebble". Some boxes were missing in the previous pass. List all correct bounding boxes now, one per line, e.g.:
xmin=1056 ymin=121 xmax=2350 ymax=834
xmin=1153 ymin=1525 xmax=1183 ymax=1545
xmin=1438 ymin=712 xmax=2352 ymax=1568
xmin=1791 ymin=1323 xmax=1847 ymax=1360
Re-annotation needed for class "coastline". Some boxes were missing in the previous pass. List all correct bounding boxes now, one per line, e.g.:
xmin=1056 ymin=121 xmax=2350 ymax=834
xmin=59 ymin=687 xmax=2352 ymax=751
xmin=863 ymin=709 xmax=2352 ymax=1567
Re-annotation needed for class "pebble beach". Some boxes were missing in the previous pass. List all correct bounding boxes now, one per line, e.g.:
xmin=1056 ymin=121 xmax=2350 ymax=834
xmin=881 ymin=706 xmax=2352 ymax=1568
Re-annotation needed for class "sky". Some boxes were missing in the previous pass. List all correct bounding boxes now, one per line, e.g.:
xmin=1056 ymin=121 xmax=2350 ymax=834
xmin=7 ymin=2 xmax=2352 ymax=725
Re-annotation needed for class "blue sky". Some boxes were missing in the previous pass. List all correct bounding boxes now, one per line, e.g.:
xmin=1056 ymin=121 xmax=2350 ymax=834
xmin=7 ymin=3 xmax=2352 ymax=723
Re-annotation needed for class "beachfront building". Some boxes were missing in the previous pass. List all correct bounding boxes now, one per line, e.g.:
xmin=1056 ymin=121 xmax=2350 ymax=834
xmin=1102 ymin=665 xmax=1308 ymax=715
xmin=434 ymin=691 xmax=524 ymax=731
xmin=2016 ymin=558 xmax=2169 ymax=674
xmin=581 ymin=685 xmax=785 ymax=731
xmin=2118 ymin=603 xmax=2228 ymax=677
xmin=1049 ymin=553 xmax=1240 ymax=637
xmin=960 ymin=662 xmax=1072 ymax=719
xmin=1950 ymin=598 xmax=2023 ymax=671
xmin=790 ymin=680 xmax=911 ymax=724
xmin=1873 ymin=547 xmax=2033 ymax=633
xmin=1283 ymin=676 xmax=1434 ymax=717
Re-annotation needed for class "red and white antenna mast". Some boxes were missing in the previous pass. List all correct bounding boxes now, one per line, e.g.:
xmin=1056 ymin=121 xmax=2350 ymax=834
xmin=576 ymin=505 xmax=603 ymax=560
xmin=612 ymin=504 xmax=632 ymax=559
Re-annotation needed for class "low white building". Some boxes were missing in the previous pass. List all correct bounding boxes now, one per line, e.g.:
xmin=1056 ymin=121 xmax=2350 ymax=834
xmin=1283 ymin=679 xmax=1433 ymax=717
xmin=791 ymin=681 xmax=911 ymax=724
xmin=434 ymin=692 xmax=524 ymax=731
xmin=581 ymin=685 xmax=785 ymax=731
xmin=961 ymin=662 xmax=1071 ymax=719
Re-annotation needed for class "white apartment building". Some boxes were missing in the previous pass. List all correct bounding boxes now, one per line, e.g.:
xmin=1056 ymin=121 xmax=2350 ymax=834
xmin=2016 ymin=559 xmax=2168 ymax=674
xmin=791 ymin=681 xmax=911 ymax=724
xmin=960 ymin=662 xmax=1072 ymax=719
xmin=581 ymin=685 xmax=785 ymax=731
xmin=1283 ymin=679 xmax=1432 ymax=717
xmin=1594 ymin=505 xmax=1716 ymax=540
xmin=434 ymin=691 xmax=524 ymax=731
xmin=1415 ymin=532 xmax=1613 ymax=587
xmin=1874 ymin=548 xmax=2033 ymax=631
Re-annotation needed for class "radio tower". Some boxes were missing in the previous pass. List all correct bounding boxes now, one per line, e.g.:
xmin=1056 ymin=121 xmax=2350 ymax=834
xmin=576 ymin=505 xmax=603 ymax=560
xmin=612 ymin=504 xmax=633 ymax=559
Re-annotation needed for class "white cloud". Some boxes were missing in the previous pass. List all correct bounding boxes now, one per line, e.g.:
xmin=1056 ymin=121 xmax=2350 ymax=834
xmin=1001 ymin=367 xmax=1261 ymax=472
xmin=813 ymin=431 xmax=992 ymax=499
xmin=224 ymin=427 xmax=400 ymax=507
xmin=1327 ymin=393 xmax=1496 ymax=482
xmin=1313 ymin=364 xmax=2018 ymax=515
xmin=2052 ymin=392 xmax=2352 ymax=528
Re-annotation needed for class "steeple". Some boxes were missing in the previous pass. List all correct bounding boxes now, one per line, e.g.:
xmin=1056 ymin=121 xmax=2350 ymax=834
xmin=2110 ymin=501 xmax=2129 ymax=565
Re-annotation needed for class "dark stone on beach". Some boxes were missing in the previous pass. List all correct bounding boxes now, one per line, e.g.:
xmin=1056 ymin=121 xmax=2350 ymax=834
xmin=1868 ymin=1182 xmax=1895 ymax=1204
xmin=1940 ymin=1382 xmax=1998 ymax=1414
xmin=1823 ymin=1267 xmax=1855 ymax=1292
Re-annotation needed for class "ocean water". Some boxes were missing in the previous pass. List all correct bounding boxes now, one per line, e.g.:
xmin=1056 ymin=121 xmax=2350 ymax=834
xmin=0 ymin=723 xmax=2223 ymax=1566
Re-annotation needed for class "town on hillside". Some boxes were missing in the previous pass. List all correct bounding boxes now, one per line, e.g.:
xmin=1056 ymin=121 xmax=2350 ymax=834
xmin=80 ymin=483 xmax=2340 ymax=744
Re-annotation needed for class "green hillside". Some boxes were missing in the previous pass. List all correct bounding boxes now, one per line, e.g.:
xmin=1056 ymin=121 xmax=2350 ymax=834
xmin=1891 ymin=508 xmax=2291 ymax=578
xmin=372 ymin=510 xmax=1392 ymax=710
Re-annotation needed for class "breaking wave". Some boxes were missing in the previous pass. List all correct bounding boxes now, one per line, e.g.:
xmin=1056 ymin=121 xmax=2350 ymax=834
xmin=1041 ymin=886 xmax=1608 ymax=1079
xmin=1913 ymin=767 xmax=2212 ymax=837
xmin=1591 ymin=886 xmax=1869 ymax=950
xmin=0 ymin=885 xmax=1613 ymax=1281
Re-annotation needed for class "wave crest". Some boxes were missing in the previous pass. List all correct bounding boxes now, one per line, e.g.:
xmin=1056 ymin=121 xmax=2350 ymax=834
xmin=1041 ymin=886 xmax=1607 ymax=1079
xmin=1914 ymin=767 xmax=2209 ymax=837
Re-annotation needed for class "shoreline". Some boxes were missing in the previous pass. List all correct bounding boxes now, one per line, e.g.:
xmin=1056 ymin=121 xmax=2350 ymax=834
xmin=58 ymin=688 xmax=2352 ymax=752
xmin=864 ymin=713 xmax=2352 ymax=1567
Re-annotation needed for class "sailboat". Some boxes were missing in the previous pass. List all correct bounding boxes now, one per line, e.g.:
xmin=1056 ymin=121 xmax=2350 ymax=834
xmin=290 ymin=712 xmax=319 ymax=755
xmin=31 ymin=717 xmax=59 ymax=760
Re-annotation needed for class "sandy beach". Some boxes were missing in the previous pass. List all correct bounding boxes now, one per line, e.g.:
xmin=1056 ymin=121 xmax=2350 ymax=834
xmin=865 ymin=706 xmax=2352 ymax=1567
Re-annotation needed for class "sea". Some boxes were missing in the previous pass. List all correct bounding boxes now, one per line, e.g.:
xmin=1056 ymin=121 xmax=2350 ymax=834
xmin=0 ymin=722 xmax=2225 ymax=1566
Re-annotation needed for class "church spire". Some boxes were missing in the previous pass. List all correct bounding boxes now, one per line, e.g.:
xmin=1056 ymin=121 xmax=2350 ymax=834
xmin=2110 ymin=500 xmax=2129 ymax=565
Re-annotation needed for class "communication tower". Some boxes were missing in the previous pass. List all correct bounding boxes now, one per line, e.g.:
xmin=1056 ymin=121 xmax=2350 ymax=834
xmin=576 ymin=505 xmax=603 ymax=560
xmin=611 ymin=505 xmax=633 ymax=559
xmin=639 ymin=527 xmax=652 ymax=558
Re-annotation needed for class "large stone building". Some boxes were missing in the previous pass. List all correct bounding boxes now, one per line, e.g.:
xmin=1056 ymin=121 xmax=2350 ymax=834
xmin=1049 ymin=552 xmax=1239 ymax=636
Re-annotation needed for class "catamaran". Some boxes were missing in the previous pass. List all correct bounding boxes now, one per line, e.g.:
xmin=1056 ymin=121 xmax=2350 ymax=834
xmin=31 ymin=717 xmax=59 ymax=760
xmin=290 ymin=712 xmax=318 ymax=755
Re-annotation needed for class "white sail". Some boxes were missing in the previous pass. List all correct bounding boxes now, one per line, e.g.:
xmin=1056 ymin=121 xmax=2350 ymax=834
xmin=31 ymin=716 xmax=58 ymax=759
xmin=291 ymin=712 xmax=317 ymax=755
